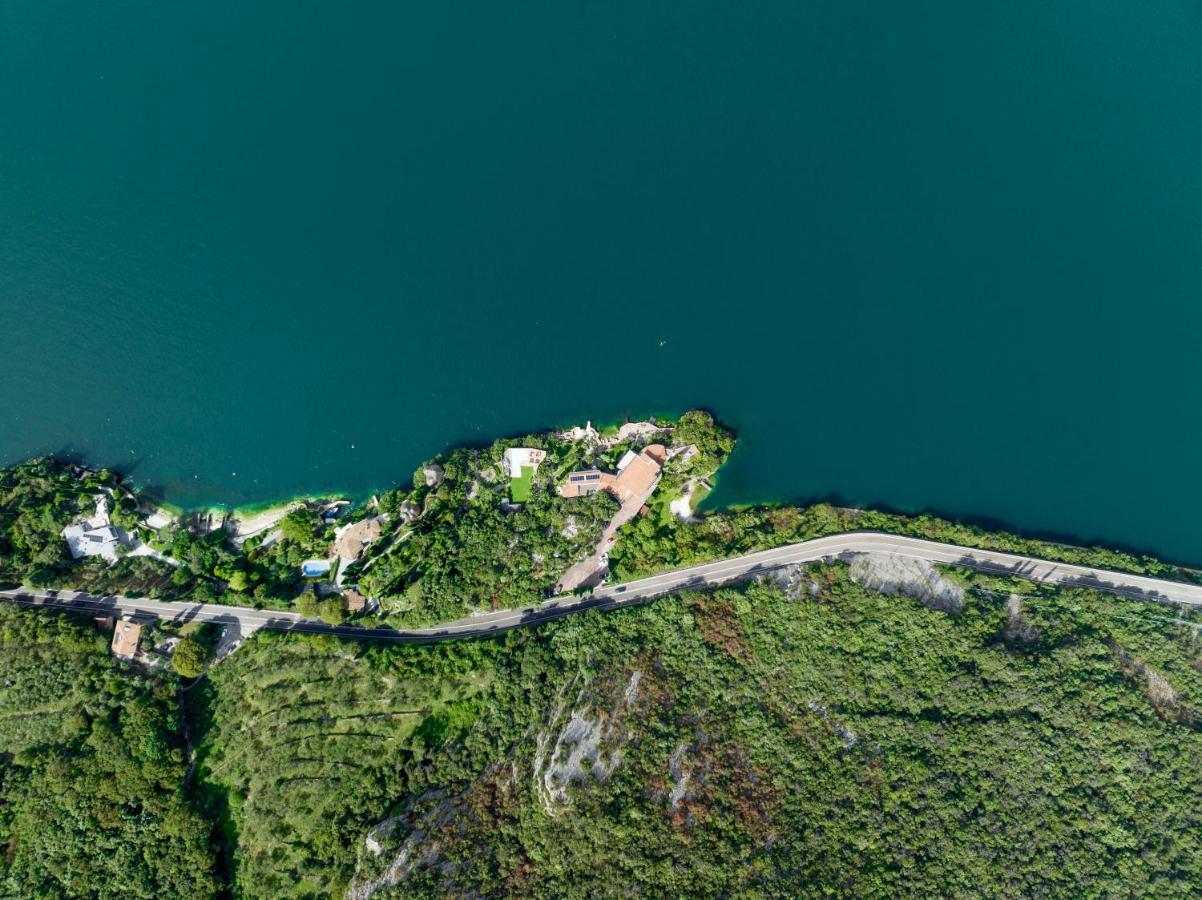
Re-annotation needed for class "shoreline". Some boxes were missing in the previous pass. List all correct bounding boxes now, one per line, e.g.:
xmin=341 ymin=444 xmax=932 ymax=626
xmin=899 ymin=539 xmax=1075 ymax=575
xmin=9 ymin=409 xmax=1199 ymax=573
xmin=6 ymin=408 xmax=1202 ymax=629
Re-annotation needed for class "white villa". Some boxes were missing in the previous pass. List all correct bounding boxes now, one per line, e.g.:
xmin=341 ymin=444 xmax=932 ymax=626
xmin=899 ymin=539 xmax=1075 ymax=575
xmin=503 ymin=447 xmax=547 ymax=478
xmin=63 ymin=522 xmax=123 ymax=562
xmin=62 ymin=496 xmax=124 ymax=563
xmin=61 ymin=494 xmax=176 ymax=568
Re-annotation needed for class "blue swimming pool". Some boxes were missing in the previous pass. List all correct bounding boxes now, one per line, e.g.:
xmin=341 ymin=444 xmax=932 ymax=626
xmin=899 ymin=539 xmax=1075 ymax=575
xmin=301 ymin=560 xmax=331 ymax=578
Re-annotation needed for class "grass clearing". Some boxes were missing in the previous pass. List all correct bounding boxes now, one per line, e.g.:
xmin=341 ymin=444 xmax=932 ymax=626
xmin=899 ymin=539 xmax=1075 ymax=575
xmin=509 ymin=465 xmax=534 ymax=502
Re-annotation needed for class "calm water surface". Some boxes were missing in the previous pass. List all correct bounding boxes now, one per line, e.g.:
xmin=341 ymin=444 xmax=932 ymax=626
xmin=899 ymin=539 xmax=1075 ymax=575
xmin=3 ymin=2 xmax=1202 ymax=560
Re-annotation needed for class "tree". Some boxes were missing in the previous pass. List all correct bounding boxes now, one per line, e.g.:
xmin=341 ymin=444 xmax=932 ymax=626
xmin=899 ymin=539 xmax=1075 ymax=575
xmin=227 ymin=570 xmax=250 ymax=592
xmin=171 ymin=638 xmax=208 ymax=678
xmin=296 ymin=590 xmax=319 ymax=618
xmin=279 ymin=510 xmax=316 ymax=546
xmin=317 ymin=598 xmax=346 ymax=626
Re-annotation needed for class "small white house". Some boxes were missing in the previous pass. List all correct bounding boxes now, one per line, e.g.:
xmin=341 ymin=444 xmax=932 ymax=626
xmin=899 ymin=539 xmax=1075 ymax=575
xmin=503 ymin=448 xmax=547 ymax=478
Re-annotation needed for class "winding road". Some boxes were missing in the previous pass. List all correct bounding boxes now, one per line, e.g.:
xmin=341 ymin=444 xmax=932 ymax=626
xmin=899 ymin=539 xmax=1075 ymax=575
xmin=3 ymin=531 xmax=1201 ymax=644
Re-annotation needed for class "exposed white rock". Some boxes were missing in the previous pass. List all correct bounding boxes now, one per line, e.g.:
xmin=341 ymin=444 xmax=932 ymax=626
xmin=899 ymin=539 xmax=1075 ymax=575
xmin=349 ymin=794 xmax=456 ymax=900
xmin=615 ymin=421 xmax=668 ymax=442
xmin=532 ymin=670 xmax=642 ymax=816
xmin=835 ymin=723 xmax=859 ymax=749
xmin=848 ymin=552 xmax=965 ymax=614
xmin=623 ymin=670 xmax=643 ymax=704
xmin=668 ymin=743 xmax=691 ymax=808
xmin=1004 ymin=593 xmax=1038 ymax=644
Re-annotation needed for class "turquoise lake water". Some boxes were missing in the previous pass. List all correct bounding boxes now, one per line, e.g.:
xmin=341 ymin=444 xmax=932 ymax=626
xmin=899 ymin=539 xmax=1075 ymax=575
xmin=3 ymin=2 xmax=1202 ymax=561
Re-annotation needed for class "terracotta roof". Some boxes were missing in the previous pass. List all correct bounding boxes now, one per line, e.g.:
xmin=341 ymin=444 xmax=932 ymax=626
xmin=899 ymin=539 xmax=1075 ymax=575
xmin=612 ymin=454 xmax=655 ymax=502
xmin=111 ymin=618 xmax=142 ymax=659
xmin=343 ymin=589 xmax=366 ymax=612
xmin=333 ymin=517 xmax=384 ymax=562
xmin=559 ymin=446 xmax=663 ymax=503
xmin=643 ymin=444 xmax=668 ymax=465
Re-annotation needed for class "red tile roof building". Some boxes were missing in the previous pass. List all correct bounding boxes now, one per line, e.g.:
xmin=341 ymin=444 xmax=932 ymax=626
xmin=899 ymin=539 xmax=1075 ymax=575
xmin=111 ymin=617 xmax=143 ymax=659
xmin=559 ymin=444 xmax=666 ymax=504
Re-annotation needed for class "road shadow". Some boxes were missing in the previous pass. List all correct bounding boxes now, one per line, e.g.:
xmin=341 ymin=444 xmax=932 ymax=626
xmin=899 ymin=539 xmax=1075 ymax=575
xmin=949 ymin=552 xmax=1176 ymax=605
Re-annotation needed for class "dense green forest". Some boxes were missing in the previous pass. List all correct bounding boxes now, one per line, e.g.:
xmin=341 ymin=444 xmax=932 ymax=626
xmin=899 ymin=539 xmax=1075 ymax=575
xmin=344 ymin=567 xmax=1202 ymax=897
xmin=0 ymin=606 xmax=219 ymax=898
xmin=4 ymin=558 xmax=1202 ymax=895
xmin=176 ymin=563 xmax=1202 ymax=896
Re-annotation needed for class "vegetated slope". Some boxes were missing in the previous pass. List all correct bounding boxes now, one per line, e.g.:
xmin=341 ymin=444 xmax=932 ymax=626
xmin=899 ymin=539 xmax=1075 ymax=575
xmin=611 ymin=498 xmax=1202 ymax=587
xmin=188 ymin=630 xmax=551 ymax=898
xmin=347 ymin=565 xmax=1202 ymax=897
xmin=0 ymin=606 xmax=218 ymax=899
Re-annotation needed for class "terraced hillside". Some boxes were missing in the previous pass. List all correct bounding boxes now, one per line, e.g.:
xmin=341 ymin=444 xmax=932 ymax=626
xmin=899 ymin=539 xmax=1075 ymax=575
xmin=188 ymin=630 xmax=536 ymax=897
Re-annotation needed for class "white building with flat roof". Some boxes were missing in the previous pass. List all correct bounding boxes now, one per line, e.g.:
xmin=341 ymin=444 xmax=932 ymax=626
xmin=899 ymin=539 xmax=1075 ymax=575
xmin=62 ymin=522 xmax=122 ymax=563
xmin=62 ymin=495 xmax=126 ymax=563
xmin=503 ymin=447 xmax=547 ymax=478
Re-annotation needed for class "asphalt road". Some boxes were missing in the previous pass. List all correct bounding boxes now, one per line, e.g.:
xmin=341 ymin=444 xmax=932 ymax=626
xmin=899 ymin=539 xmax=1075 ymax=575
xmin=3 ymin=531 xmax=1201 ymax=643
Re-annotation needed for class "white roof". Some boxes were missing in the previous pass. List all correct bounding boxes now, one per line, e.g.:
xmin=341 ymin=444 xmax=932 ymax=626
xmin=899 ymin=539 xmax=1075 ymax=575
xmin=62 ymin=522 xmax=122 ymax=562
xmin=503 ymin=447 xmax=547 ymax=477
xmin=616 ymin=450 xmax=638 ymax=472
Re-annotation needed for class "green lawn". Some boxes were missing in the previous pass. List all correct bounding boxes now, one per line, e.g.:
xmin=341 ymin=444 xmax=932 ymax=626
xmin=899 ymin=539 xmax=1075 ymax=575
xmin=509 ymin=465 xmax=534 ymax=502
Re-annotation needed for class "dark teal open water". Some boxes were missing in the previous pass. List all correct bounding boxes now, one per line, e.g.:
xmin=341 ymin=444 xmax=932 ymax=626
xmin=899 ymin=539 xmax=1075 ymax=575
xmin=3 ymin=2 xmax=1202 ymax=560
